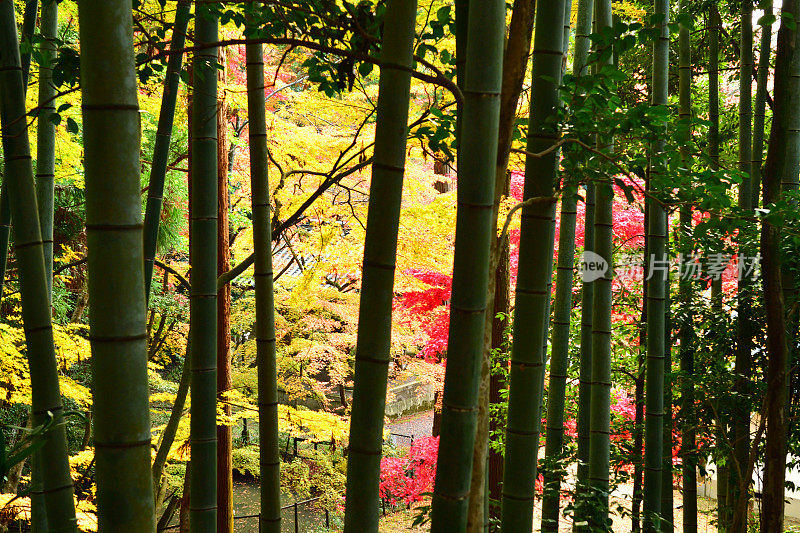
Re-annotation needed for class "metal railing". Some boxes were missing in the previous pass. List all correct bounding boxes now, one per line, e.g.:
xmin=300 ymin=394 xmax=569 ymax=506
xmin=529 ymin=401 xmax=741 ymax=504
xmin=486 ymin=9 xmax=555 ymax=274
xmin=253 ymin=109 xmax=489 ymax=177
xmin=161 ymin=495 xmax=333 ymax=533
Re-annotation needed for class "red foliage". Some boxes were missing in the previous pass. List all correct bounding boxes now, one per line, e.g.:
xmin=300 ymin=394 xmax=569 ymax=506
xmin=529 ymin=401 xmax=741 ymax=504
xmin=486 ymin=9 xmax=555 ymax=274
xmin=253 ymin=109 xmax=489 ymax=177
xmin=507 ymin=172 xmax=646 ymax=285
xmin=396 ymin=270 xmax=452 ymax=361
xmin=379 ymin=436 xmax=439 ymax=505
xmin=397 ymin=269 xmax=451 ymax=313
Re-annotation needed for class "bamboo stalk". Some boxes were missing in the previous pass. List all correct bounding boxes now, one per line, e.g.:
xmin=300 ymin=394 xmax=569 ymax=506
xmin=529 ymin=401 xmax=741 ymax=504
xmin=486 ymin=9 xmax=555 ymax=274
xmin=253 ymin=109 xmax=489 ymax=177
xmin=677 ymin=2 xmax=697 ymax=530
xmin=0 ymin=0 xmax=37 ymax=304
xmin=499 ymin=1 xmax=565 ymax=531
xmin=729 ymin=4 xmax=754 ymax=531
xmin=751 ymin=0 xmax=772 ymax=208
xmin=189 ymin=3 xmax=219 ymax=530
xmin=430 ymin=0 xmax=505 ymax=529
xmin=244 ymin=6 xmax=282 ymax=531
xmin=586 ymin=4 xmax=614 ymax=524
xmin=540 ymin=0 xmax=593 ymax=529
xmin=0 ymin=1 xmax=77 ymax=530
xmin=762 ymin=0 xmax=800 ymax=529
xmin=36 ymin=0 xmax=57 ymax=298
xmin=77 ymin=0 xmax=156 ymax=529
xmin=143 ymin=0 xmax=191 ymax=299
xmin=643 ymin=1 xmax=670 ymax=530
xmin=342 ymin=1 xmax=417 ymax=531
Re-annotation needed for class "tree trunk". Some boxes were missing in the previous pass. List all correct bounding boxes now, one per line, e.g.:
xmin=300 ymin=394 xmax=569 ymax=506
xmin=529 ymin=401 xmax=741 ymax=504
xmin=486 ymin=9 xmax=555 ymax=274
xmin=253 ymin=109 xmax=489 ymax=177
xmin=730 ymin=3 xmax=754 ymax=531
xmin=180 ymin=461 xmax=191 ymax=533
xmin=216 ymin=46 xmax=234 ymax=533
xmin=488 ymin=234 xmax=509 ymax=518
xmin=499 ymin=1 xmax=565 ymax=531
xmin=586 ymin=4 xmax=613 ymax=525
xmin=0 ymin=0 xmax=37 ymax=305
xmin=143 ymin=0 xmax=191 ymax=299
xmin=32 ymin=4 xmax=57 ymax=528
xmin=661 ymin=275 xmax=673 ymax=532
xmin=0 ymin=3 xmax=77 ymax=530
xmin=633 ymin=165 xmax=651 ymax=533
xmin=429 ymin=0 xmax=504 ymax=529
xmin=189 ymin=4 xmax=219 ymax=530
xmin=153 ymin=344 xmax=191 ymax=499
xmin=342 ymin=1 xmax=417 ymax=531
xmin=575 ymin=188 xmax=596 ymax=530
xmin=19 ymin=0 xmax=37 ymax=85
xmin=761 ymin=0 xmax=800 ymax=529
xmin=707 ymin=8 xmax=729 ymax=528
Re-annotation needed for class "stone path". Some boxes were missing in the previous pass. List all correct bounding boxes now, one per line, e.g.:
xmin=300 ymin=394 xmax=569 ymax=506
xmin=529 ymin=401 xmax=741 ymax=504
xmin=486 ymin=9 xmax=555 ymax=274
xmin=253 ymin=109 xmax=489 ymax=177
xmin=386 ymin=410 xmax=434 ymax=447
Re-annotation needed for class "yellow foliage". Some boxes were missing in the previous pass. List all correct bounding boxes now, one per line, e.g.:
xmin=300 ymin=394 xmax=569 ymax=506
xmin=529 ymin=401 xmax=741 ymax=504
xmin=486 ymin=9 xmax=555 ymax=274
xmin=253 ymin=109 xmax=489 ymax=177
xmin=0 ymin=493 xmax=30 ymax=523
xmin=69 ymin=449 xmax=95 ymax=480
xmin=0 ymin=321 xmax=91 ymax=406
xmin=279 ymin=405 xmax=350 ymax=443
xmin=150 ymin=392 xmax=178 ymax=404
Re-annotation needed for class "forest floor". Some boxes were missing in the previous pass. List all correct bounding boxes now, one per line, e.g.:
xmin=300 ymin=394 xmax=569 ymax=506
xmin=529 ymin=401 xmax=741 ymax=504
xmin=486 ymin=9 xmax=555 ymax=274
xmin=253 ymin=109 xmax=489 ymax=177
xmin=379 ymin=413 xmax=800 ymax=532
xmin=377 ymin=491 xmax=722 ymax=532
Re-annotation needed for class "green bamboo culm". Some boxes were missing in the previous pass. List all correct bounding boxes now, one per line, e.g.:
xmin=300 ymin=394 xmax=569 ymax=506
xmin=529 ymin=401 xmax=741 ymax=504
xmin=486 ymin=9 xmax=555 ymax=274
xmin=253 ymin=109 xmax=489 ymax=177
xmin=499 ymin=1 xmax=565 ymax=532
xmin=152 ymin=342 xmax=191 ymax=498
xmin=22 ymin=2 xmax=53 ymax=528
xmin=19 ymin=0 xmax=38 ymax=86
xmin=429 ymin=0 xmax=504 ymax=529
xmin=540 ymin=0 xmax=594 ymax=529
xmin=30 ymin=3 xmax=57 ymax=528
xmin=708 ymin=5 xmax=720 ymax=176
xmin=573 ymin=183 xmax=595 ymax=530
xmin=143 ymin=0 xmax=191 ymax=299
xmin=706 ymin=8 xmax=729 ymax=525
xmin=677 ymin=1 xmax=697 ymax=530
xmin=644 ymin=0 xmax=670 ymax=530
xmin=0 ymin=0 xmax=38 ymax=303
xmin=342 ymin=1 xmax=417 ymax=531
xmin=0 ymin=1 xmax=77 ymax=531
xmin=778 ymin=0 xmax=800 ymax=322
xmin=244 ymin=6 xmax=282 ymax=532
xmin=76 ymin=1 xmax=156 ymax=530
xmin=751 ymin=0 xmax=772 ymax=207
xmin=189 ymin=3 xmax=219 ymax=531
xmin=661 ymin=275 xmax=673 ymax=532
xmin=585 ymin=1 xmax=614 ymax=528
xmin=36 ymin=0 xmax=57 ymax=297
xmin=780 ymin=12 xmax=800 ymax=198
xmin=730 ymin=3 xmax=754 ymax=530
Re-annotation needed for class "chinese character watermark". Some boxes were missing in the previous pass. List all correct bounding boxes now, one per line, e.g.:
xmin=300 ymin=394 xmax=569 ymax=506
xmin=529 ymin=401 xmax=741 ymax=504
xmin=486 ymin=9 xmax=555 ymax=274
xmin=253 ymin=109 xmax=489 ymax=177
xmin=579 ymin=252 xmax=761 ymax=282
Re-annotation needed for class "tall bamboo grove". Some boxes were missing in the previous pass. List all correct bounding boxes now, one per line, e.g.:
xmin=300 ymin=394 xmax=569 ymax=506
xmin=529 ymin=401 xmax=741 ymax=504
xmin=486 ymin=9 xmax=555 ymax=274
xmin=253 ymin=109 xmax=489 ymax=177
xmin=0 ymin=1 xmax=77 ymax=530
